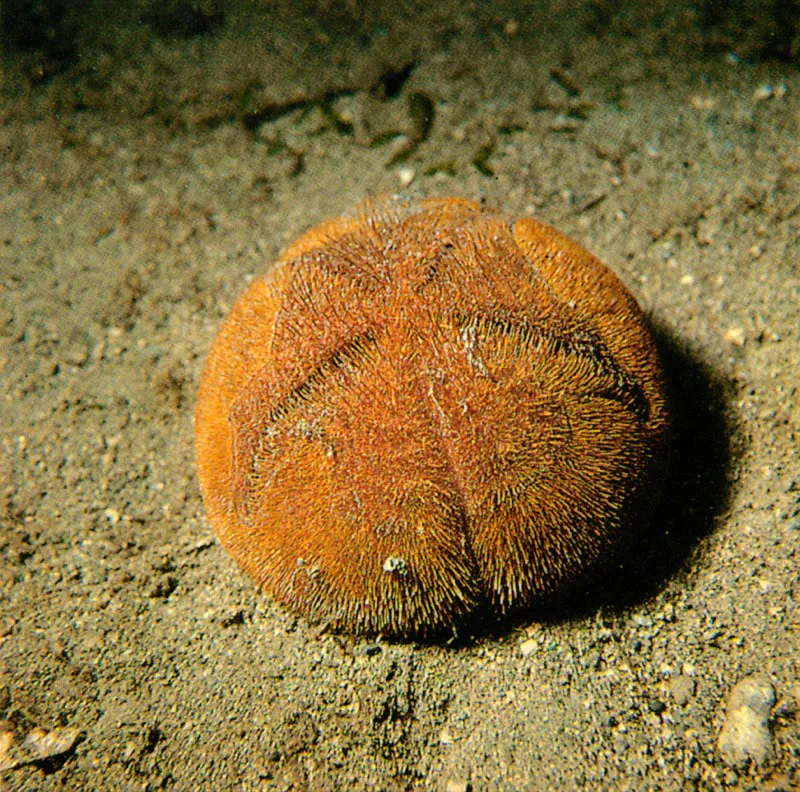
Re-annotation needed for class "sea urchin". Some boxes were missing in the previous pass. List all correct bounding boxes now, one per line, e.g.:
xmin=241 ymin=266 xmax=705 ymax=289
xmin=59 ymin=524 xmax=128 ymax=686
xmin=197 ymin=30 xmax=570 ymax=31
xmin=194 ymin=196 xmax=670 ymax=637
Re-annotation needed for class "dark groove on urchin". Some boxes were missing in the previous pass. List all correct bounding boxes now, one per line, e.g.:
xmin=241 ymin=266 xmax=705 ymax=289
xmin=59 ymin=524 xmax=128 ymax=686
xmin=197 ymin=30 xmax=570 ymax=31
xmin=411 ymin=344 xmax=484 ymax=607
xmin=262 ymin=329 xmax=379 ymax=427
xmin=231 ymin=330 xmax=381 ymax=526
xmin=454 ymin=311 xmax=651 ymax=423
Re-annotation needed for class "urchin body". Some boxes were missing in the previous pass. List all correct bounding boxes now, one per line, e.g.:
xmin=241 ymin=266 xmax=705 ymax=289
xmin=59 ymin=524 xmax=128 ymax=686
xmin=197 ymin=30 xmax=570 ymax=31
xmin=195 ymin=196 xmax=670 ymax=637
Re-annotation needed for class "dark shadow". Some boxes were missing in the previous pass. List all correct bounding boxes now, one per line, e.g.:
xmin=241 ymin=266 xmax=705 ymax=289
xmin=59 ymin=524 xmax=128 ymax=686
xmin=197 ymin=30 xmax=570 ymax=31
xmin=145 ymin=0 xmax=225 ymax=41
xmin=698 ymin=0 xmax=800 ymax=63
xmin=0 ymin=0 xmax=80 ymax=75
xmin=581 ymin=320 xmax=737 ymax=609
xmin=443 ymin=321 xmax=739 ymax=647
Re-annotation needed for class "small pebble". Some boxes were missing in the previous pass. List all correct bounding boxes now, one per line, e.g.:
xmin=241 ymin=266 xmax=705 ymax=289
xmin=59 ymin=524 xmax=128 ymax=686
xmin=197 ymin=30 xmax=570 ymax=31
xmin=717 ymin=674 xmax=776 ymax=769
xmin=724 ymin=327 xmax=746 ymax=347
xmin=752 ymin=84 xmax=774 ymax=102
xmin=669 ymin=674 xmax=695 ymax=707
xmin=397 ymin=167 xmax=415 ymax=187
xmin=689 ymin=95 xmax=717 ymax=111
xmin=550 ymin=114 xmax=580 ymax=132
xmin=0 ymin=726 xmax=82 ymax=772
xmin=519 ymin=638 xmax=537 ymax=658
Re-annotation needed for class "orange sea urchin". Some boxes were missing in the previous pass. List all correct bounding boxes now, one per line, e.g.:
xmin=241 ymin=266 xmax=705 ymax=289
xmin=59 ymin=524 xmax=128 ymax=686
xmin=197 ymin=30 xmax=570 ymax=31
xmin=195 ymin=196 xmax=671 ymax=637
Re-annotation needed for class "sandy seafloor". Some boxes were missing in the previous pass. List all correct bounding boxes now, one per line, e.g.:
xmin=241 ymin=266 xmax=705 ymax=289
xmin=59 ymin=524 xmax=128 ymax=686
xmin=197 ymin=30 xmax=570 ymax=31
xmin=0 ymin=0 xmax=798 ymax=789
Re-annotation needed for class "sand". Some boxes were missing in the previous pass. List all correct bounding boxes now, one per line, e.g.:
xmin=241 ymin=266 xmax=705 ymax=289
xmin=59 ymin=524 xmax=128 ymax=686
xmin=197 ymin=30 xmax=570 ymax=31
xmin=0 ymin=1 xmax=798 ymax=789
